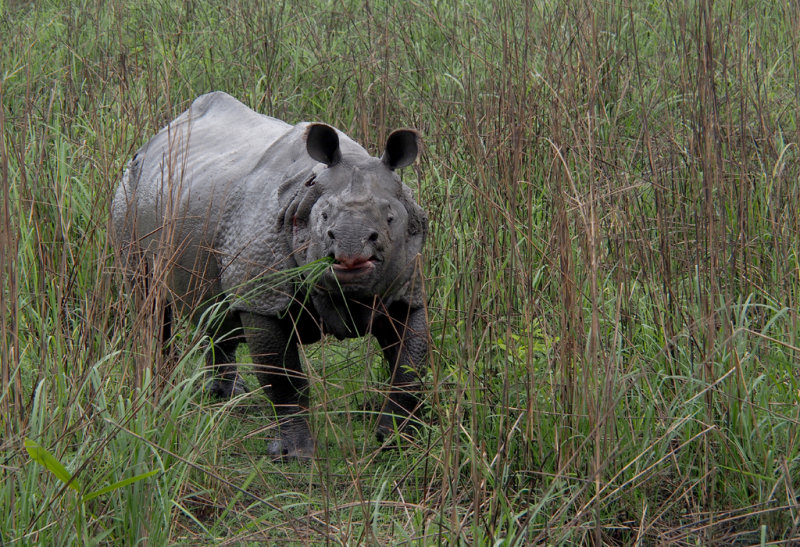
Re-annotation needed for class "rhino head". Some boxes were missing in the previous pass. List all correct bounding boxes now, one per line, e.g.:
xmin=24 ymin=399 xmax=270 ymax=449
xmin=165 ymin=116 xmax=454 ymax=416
xmin=289 ymin=124 xmax=426 ymax=304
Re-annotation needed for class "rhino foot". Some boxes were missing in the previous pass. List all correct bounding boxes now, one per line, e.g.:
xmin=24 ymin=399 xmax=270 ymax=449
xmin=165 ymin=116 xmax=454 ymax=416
xmin=206 ymin=374 xmax=248 ymax=399
xmin=376 ymin=413 xmax=420 ymax=445
xmin=268 ymin=416 xmax=315 ymax=460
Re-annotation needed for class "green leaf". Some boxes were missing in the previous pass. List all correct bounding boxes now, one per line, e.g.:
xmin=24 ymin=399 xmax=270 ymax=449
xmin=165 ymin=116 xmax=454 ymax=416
xmin=82 ymin=469 xmax=160 ymax=503
xmin=24 ymin=438 xmax=80 ymax=492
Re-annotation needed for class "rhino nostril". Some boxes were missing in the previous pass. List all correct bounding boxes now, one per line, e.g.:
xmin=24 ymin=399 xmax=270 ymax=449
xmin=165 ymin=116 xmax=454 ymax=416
xmin=368 ymin=231 xmax=379 ymax=242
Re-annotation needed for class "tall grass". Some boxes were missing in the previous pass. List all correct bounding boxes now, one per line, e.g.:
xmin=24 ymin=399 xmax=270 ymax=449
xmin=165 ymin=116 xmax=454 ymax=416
xmin=2 ymin=0 xmax=799 ymax=544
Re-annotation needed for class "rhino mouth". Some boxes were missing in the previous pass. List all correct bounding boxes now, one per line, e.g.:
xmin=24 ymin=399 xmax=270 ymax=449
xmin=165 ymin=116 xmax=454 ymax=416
xmin=331 ymin=256 xmax=377 ymax=281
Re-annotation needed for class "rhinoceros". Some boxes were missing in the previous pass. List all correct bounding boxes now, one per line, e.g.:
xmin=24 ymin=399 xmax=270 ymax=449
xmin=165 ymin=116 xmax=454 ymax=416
xmin=111 ymin=91 xmax=427 ymax=458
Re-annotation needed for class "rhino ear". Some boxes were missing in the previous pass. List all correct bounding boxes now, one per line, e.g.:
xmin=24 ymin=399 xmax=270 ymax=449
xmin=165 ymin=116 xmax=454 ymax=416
xmin=381 ymin=129 xmax=420 ymax=170
xmin=305 ymin=123 xmax=341 ymax=166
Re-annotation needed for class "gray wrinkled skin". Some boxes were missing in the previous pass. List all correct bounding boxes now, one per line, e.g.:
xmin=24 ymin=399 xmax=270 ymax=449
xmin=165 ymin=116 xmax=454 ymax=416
xmin=112 ymin=92 xmax=428 ymax=459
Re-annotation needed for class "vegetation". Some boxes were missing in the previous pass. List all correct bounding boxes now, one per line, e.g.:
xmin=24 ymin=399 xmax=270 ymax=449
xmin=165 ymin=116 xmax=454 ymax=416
xmin=2 ymin=0 xmax=799 ymax=544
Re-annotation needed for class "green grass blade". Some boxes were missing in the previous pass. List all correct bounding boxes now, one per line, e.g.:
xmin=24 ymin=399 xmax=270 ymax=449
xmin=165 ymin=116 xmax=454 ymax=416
xmin=81 ymin=470 xmax=160 ymax=503
xmin=24 ymin=438 xmax=80 ymax=493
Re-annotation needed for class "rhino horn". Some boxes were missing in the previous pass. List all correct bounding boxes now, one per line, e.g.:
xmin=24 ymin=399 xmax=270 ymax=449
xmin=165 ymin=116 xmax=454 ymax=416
xmin=305 ymin=123 xmax=341 ymax=166
xmin=381 ymin=129 xmax=420 ymax=170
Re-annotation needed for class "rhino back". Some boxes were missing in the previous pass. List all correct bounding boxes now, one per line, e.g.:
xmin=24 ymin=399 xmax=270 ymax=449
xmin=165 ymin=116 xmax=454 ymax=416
xmin=111 ymin=92 xmax=292 ymax=311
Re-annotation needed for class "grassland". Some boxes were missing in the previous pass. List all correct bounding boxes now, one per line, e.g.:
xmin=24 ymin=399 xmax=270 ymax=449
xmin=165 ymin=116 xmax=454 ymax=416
xmin=2 ymin=0 xmax=800 ymax=544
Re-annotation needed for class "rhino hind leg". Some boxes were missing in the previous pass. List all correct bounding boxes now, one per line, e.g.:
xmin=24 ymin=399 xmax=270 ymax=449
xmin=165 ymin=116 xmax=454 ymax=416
xmin=205 ymin=352 xmax=247 ymax=399
xmin=160 ymin=302 xmax=173 ymax=349
xmin=205 ymin=337 xmax=248 ymax=398
xmin=205 ymin=314 xmax=248 ymax=398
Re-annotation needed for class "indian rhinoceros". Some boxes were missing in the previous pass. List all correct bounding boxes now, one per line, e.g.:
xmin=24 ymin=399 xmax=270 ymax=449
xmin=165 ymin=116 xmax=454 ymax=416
xmin=111 ymin=91 xmax=427 ymax=458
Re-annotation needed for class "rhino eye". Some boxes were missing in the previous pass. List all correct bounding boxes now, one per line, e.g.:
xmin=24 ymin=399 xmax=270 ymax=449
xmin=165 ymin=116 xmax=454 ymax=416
xmin=305 ymin=175 xmax=316 ymax=187
xmin=322 ymin=212 xmax=328 ymax=221
xmin=387 ymin=214 xmax=394 ymax=224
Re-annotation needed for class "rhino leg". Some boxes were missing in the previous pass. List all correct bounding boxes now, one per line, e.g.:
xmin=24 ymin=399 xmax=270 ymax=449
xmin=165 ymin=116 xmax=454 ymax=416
xmin=240 ymin=311 xmax=315 ymax=459
xmin=205 ymin=336 xmax=247 ymax=398
xmin=373 ymin=306 xmax=427 ymax=443
xmin=203 ymin=313 xmax=248 ymax=398
xmin=161 ymin=302 xmax=174 ymax=353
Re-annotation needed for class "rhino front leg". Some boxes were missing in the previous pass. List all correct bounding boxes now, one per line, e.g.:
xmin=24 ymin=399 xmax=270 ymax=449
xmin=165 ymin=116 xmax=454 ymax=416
xmin=374 ymin=305 xmax=427 ymax=442
xmin=239 ymin=311 xmax=314 ymax=459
